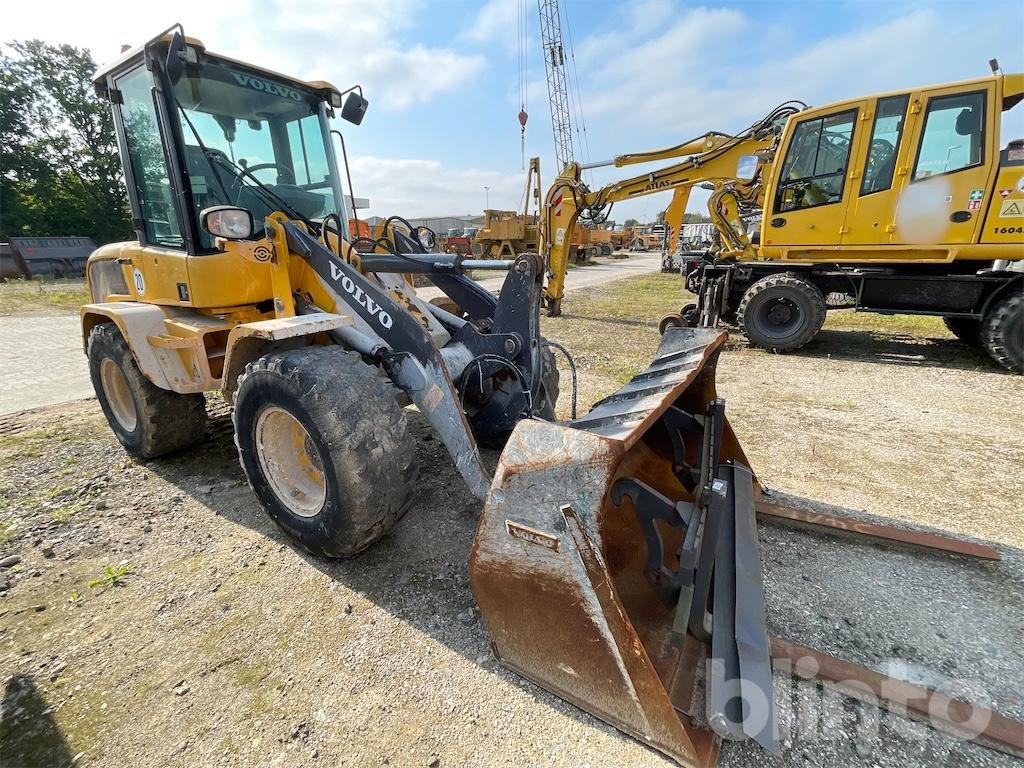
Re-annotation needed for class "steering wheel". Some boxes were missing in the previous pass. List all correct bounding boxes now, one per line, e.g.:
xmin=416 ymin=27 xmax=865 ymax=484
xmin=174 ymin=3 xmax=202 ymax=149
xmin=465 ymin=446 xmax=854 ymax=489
xmin=240 ymin=163 xmax=296 ymax=185
xmin=864 ymin=142 xmax=897 ymax=195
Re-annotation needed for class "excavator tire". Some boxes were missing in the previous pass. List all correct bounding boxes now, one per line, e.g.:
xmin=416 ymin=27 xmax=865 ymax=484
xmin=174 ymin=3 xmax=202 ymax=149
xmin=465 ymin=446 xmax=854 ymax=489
xmin=981 ymin=292 xmax=1024 ymax=373
xmin=738 ymin=272 xmax=825 ymax=351
xmin=943 ymin=317 xmax=982 ymax=348
xmin=88 ymin=322 xmax=207 ymax=459
xmin=233 ymin=347 xmax=416 ymax=557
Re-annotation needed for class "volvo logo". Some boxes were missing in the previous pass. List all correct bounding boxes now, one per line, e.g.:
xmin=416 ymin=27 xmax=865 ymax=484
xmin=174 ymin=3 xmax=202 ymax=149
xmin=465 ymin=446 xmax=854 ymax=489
xmin=329 ymin=262 xmax=393 ymax=329
xmin=231 ymin=72 xmax=304 ymax=102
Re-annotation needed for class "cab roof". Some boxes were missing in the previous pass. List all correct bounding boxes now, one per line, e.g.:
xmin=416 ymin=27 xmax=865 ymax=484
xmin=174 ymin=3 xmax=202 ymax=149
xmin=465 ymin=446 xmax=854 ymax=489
xmin=92 ymin=32 xmax=339 ymax=96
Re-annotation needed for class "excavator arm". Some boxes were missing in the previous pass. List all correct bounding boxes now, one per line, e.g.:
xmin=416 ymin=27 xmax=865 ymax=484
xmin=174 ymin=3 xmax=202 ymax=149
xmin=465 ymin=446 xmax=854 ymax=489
xmin=540 ymin=105 xmax=803 ymax=315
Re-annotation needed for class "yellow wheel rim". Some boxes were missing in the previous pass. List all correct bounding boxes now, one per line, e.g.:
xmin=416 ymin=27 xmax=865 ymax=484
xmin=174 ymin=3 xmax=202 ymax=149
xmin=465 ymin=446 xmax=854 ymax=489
xmin=254 ymin=406 xmax=326 ymax=518
xmin=100 ymin=358 xmax=138 ymax=432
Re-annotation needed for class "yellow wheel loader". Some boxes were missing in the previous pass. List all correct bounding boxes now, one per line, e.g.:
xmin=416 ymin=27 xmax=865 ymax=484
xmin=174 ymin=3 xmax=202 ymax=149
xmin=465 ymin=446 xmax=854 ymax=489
xmin=82 ymin=28 xmax=1024 ymax=766
xmin=540 ymin=68 xmax=1024 ymax=372
xmin=470 ymin=156 xmax=543 ymax=259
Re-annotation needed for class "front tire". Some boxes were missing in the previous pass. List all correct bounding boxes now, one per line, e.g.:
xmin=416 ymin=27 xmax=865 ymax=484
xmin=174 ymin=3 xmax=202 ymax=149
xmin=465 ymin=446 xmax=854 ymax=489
xmin=738 ymin=272 xmax=826 ymax=351
xmin=233 ymin=347 xmax=416 ymax=557
xmin=88 ymin=323 xmax=206 ymax=458
xmin=943 ymin=317 xmax=982 ymax=348
xmin=982 ymin=293 xmax=1024 ymax=373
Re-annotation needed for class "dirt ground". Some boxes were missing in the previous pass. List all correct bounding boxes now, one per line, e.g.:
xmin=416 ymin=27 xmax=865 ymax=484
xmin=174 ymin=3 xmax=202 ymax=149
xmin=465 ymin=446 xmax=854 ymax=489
xmin=1 ymin=273 xmax=1022 ymax=768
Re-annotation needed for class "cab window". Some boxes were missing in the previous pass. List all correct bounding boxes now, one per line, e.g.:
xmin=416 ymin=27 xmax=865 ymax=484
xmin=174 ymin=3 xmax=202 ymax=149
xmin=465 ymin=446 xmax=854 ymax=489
xmin=774 ymin=109 xmax=857 ymax=213
xmin=912 ymin=91 xmax=985 ymax=180
xmin=117 ymin=67 xmax=184 ymax=248
xmin=861 ymin=94 xmax=909 ymax=195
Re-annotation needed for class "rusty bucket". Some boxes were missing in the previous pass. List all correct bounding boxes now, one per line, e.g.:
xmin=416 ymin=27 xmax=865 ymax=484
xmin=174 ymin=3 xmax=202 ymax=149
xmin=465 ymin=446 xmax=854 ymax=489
xmin=469 ymin=328 xmax=777 ymax=766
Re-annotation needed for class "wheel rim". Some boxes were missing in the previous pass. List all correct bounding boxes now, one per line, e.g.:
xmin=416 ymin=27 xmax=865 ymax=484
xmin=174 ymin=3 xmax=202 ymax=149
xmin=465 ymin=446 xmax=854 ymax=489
xmin=761 ymin=297 xmax=804 ymax=335
xmin=100 ymin=358 xmax=138 ymax=432
xmin=255 ymin=406 xmax=326 ymax=518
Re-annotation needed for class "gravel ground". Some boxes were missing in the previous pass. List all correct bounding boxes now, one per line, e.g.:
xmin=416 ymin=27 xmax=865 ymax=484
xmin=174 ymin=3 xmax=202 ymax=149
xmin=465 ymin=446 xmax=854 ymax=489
xmin=0 ymin=274 xmax=1021 ymax=768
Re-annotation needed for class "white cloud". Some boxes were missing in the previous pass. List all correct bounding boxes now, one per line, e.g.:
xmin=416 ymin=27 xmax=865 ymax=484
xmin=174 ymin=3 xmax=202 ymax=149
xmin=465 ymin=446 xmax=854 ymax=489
xmin=464 ymin=0 xmax=520 ymax=47
xmin=350 ymin=156 xmax=528 ymax=218
xmin=2 ymin=0 xmax=483 ymax=111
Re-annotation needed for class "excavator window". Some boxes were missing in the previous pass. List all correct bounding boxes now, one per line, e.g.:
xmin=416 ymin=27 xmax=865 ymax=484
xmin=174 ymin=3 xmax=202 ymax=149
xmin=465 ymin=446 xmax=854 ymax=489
xmin=117 ymin=66 xmax=186 ymax=248
xmin=774 ymin=109 xmax=857 ymax=213
xmin=860 ymin=94 xmax=909 ymax=195
xmin=912 ymin=90 xmax=986 ymax=180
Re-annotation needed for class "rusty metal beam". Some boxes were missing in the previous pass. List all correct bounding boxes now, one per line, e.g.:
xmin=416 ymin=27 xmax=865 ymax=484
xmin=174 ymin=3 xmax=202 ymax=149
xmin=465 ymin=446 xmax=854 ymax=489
xmin=770 ymin=637 xmax=1024 ymax=759
xmin=755 ymin=501 xmax=1000 ymax=561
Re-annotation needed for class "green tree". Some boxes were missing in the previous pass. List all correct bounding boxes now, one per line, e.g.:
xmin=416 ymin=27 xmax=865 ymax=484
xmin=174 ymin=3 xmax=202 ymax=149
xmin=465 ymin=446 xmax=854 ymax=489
xmin=683 ymin=212 xmax=711 ymax=224
xmin=623 ymin=218 xmax=638 ymax=227
xmin=0 ymin=40 xmax=132 ymax=244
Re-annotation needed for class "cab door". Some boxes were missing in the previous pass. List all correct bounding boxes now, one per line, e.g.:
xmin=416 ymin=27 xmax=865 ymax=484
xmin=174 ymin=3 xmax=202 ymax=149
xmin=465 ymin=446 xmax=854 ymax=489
xmin=891 ymin=81 xmax=996 ymax=245
xmin=763 ymin=104 xmax=863 ymax=246
xmin=842 ymin=93 xmax=911 ymax=245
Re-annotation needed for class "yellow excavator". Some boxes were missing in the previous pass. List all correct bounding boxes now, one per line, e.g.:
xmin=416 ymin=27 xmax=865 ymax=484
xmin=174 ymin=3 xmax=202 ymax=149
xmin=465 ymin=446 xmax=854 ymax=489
xmin=540 ymin=67 xmax=1024 ymax=372
xmin=82 ymin=28 xmax=1024 ymax=767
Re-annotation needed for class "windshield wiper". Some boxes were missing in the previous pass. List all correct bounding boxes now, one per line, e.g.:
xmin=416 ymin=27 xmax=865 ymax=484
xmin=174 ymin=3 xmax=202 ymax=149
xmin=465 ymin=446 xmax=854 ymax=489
xmin=175 ymin=102 xmax=320 ymax=234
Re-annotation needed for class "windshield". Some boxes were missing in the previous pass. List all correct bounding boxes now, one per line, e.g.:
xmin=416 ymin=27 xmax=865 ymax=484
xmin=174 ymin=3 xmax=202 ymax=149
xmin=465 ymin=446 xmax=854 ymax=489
xmin=172 ymin=58 xmax=341 ymax=247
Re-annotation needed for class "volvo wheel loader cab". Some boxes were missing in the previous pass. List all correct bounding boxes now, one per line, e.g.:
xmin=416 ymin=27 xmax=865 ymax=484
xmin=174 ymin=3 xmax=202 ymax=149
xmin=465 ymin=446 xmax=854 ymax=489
xmin=82 ymin=28 xmax=1024 ymax=767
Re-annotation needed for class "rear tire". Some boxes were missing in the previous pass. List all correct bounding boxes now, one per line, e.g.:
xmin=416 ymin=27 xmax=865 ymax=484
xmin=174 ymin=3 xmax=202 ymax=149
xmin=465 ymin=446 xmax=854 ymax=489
xmin=981 ymin=293 xmax=1024 ymax=373
xmin=943 ymin=317 xmax=982 ymax=348
xmin=233 ymin=347 xmax=416 ymax=557
xmin=738 ymin=272 xmax=826 ymax=351
xmin=88 ymin=323 xmax=206 ymax=459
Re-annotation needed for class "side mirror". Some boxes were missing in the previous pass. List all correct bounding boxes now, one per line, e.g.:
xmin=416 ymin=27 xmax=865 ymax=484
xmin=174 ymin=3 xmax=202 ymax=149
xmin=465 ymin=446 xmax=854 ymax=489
xmin=165 ymin=31 xmax=186 ymax=85
xmin=201 ymin=206 xmax=254 ymax=240
xmin=735 ymin=154 xmax=759 ymax=181
xmin=341 ymin=92 xmax=369 ymax=125
xmin=416 ymin=227 xmax=437 ymax=252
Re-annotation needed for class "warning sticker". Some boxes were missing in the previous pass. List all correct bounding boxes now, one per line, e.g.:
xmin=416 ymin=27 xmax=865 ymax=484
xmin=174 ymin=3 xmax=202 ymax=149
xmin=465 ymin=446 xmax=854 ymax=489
xmin=968 ymin=189 xmax=984 ymax=202
xmin=999 ymin=189 xmax=1012 ymax=199
xmin=554 ymin=227 xmax=565 ymax=246
xmin=999 ymin=199 xmax=1024 ymax=218
xmin=1017 ymin=176 xmax=1024 ymax=194
xmin=967 ymin=200 xmax=982 ymax=211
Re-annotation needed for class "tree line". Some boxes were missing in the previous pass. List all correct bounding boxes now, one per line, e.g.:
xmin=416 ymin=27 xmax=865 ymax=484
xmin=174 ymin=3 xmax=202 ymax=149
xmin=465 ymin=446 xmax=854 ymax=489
xmin=1 ymin=40 xmax=133 ymax=245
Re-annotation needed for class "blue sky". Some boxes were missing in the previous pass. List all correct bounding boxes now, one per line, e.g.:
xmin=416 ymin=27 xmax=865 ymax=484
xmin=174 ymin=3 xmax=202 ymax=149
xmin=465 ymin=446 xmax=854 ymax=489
xmin=6 ymin=0 xmax=1024 ymax=221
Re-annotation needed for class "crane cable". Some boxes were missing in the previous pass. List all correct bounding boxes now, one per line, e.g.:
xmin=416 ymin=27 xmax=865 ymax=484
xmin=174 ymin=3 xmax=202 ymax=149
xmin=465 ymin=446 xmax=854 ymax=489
xmin=560 ymin=0 xmax=593 ymax=184
xmin=517 ymin=0 xmax=529 ymax=169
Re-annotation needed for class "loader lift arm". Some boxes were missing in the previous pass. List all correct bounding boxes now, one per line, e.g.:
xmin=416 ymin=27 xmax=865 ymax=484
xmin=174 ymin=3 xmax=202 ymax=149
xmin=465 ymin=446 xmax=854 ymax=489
xmin=541 ymin=104 xmax=804 ymax=315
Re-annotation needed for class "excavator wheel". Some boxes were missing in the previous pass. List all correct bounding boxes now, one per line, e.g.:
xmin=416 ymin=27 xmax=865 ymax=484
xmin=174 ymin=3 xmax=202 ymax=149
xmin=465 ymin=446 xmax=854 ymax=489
xmin=233 ymin=347 xmax=416 ymax=557
xmin=88 ymin=323 xmax=207 ymax=459
xmin=942 ymin=317 xmax=982 ymax=348
xmin=738 ymin=272 xmax=826 ymax=352
xmin=680 ymin=302 xmax=699 ymax=327
xmin=981 ymin=292 xmax=1024 ymax=373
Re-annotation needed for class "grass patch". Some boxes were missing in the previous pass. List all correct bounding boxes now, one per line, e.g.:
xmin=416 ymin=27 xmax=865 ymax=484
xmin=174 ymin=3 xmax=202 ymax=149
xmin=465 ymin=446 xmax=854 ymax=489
xmin=0 ymin=519 xmax=16 ymax=544
xmin=0 ymin=277 xmax=89 ymax=315
xmin=823 ymin=309 xmax=949 ymax=337
xmin=88 ymin=563 xmax=132 ymax=590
